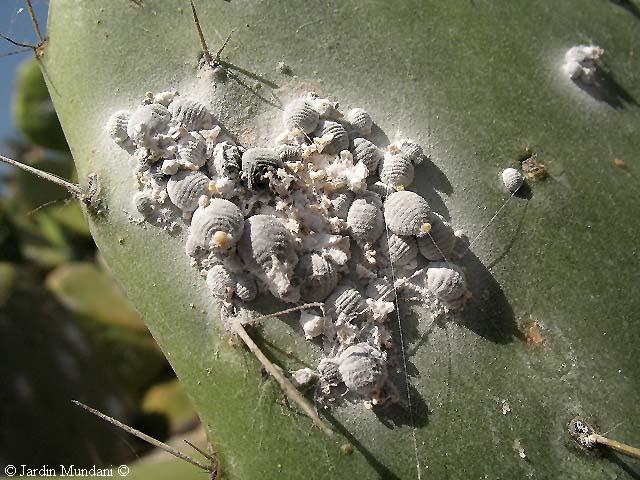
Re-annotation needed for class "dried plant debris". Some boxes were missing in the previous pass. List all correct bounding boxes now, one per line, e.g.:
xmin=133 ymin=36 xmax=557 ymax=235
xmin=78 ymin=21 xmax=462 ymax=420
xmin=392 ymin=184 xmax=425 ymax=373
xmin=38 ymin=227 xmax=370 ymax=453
xmin=106 ymin=91 xmax=472 ymax=407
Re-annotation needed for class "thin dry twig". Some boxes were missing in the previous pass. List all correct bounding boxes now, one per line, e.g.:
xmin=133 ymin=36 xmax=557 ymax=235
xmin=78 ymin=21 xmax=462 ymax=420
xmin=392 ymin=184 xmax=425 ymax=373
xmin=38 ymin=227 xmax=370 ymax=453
xmin=72 ymin=400 xmax=213 ymax=472
xmin=233 ymin=318 xmax=333 ymax=437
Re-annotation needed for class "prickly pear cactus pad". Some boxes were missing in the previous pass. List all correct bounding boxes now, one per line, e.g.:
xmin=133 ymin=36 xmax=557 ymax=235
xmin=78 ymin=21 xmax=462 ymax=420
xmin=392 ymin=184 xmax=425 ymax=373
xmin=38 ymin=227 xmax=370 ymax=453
xmin=42 ymin=1 xmax=640 ymax=479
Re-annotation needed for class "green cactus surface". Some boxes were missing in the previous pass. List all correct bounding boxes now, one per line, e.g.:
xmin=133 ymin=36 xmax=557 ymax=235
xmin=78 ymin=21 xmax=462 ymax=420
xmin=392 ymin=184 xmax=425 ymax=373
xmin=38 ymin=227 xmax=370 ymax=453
xmin=40 ymin=1 xmax=640 ymax=478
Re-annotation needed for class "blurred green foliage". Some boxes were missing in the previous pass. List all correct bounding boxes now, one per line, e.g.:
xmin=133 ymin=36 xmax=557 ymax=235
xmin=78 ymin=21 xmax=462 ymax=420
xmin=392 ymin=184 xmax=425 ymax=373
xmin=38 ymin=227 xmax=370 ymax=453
xmin=0 ymin=58 xmax=196 ymax=469
xmin=13 ymin=58 xmax=68 ymax=151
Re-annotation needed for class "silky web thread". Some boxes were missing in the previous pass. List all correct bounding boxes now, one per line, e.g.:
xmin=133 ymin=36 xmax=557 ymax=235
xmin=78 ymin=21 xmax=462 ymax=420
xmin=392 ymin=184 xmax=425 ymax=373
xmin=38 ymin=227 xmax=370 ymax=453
xmin=382 ymin=184 xmax=422 ymax=480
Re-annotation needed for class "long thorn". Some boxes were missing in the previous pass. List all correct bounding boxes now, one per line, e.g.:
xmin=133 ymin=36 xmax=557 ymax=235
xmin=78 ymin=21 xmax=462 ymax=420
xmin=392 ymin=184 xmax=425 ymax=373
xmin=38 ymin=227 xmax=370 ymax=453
xmin=0 ymin=33 xmax=36 ymax=50
xmin=0 ymin=154 xmax=84 ymax=198
xmin=214 ymin=30 xmax=234 ymax=64
xmin=242 ymin=302 xmax=324 ymax=325
xmin=71 ymin=400 xmax=212 ymax=471
xmin=0 ymin=48 xmax=30 ymax=58
xmin=190 ymin=0 xmax=212 ymax=65
xmin=233 ymin=319 xmax=333 ymax=437
xmin=184 ymin=439 xmax=215 ymax=462
xmin=25 ymin=0 xmax=43 ymax=44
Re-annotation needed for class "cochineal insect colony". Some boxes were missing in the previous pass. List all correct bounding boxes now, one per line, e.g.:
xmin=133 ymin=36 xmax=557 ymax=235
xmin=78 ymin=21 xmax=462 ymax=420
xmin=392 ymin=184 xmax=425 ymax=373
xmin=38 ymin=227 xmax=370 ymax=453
xmin=106 ymin=90 xmax=471 ymax=408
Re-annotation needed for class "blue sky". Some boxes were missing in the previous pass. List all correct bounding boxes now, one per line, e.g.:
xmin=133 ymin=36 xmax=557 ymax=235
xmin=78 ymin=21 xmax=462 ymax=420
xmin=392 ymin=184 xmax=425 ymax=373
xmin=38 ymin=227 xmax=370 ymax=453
xmin=0 ymin=0 xmax=49 ymax=142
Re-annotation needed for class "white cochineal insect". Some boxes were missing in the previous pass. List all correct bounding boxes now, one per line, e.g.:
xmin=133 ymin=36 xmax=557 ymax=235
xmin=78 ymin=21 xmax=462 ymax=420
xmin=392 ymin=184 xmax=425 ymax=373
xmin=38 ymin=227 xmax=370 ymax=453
xmin=338 ymin=343 xmax=388 ymax=396
xmin=426 ymin=262 xmax=468 ymax=303
xmin=234 ymin=273 xmax=258 ymax=302
xmin=166 ymin=170 xmax=210 ymax=213
xmin=324 ymin=284 xmax=368 ymax=322
xmin=416 ymin=213 xmax=456 ymax=261
xmin=501 ymin=167 xmax=524 ymax=193
xmin=307 ymin=93 xmax=341 ymax=120
xmin=209 ymin=142 xmax=242 ymax=180
xmin=384 ymin=190 xmax=432 ymax=237
xmin=185 ymin=198 xmax=244 ymax=255
xmin=127 ymin=103 xmax=171 ymax=149
xmin=366 ymin=277 xmax=395 ymax=302
xmin=563 ymin=45 xmax=604 ymax=84
xmin=379 ymin=152 xmax=415 ymax=188
xmin=176 ymin=131 xmax=207 ymax=168
xmin=397 ymin=138 xmax=424 ymax=164
xmin=345 ymin=108 xmax=373 ymax=136
xmin=295 ymin=253 xmax=339 ymax=302
xmin=206 ymin=264 xmax=236 ymax=300
xmin=276 ymin=144 xmax=303 ymax=162
xmin=241 ymin=148 xmax=284 ymax=190
xmin=282 ymin=98 xmax=319 ymax=133
xmin=106 ymin=110 xmax=131 ymax=146
xmin=238 ymin=214 xmax=300 ymax=302
xmin=347 ymin=195 xmax=385 ymax=245
xmin=366 ymin=181 xmax=394 ymax=199
xmin=352 ymin=138 xmax=383 ymax=175
xmin=168 ymin=97 xmax=212 ymax=131
xmin=314 ymin=120 xmax=350 ymax=154
xmin=377 ymin=233 xmax=418 ymax=268
xmin=328 ymin=191 xmax=355 ymax=221
xmin=133 ymin=191 xmax=156 ymax=217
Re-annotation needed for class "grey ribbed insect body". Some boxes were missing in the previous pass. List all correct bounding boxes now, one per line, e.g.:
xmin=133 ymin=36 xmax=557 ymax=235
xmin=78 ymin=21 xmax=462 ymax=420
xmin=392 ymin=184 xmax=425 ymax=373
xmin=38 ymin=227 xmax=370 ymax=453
xmin=295 ymin=253 xmax=339 ymax=302
xmin=338 ymin=343 xmax=387 ymax=395
xmin=238 ymin=215 xmax=299 ymax=302
xmin=106 ymin=110 xmax=131 ymax=146
xmin=186 ymin=198 xmax=244 ymax=255
xmin=315 ymin=120 xmax=350 ymax=154
xmin=324 ymin=284 xmax=367 ymax=322
xmin=127 ymin=103 xmax=171 ymax=148
xmin=329 ymin=191 xmax=355 ymax=220
xmin=166 ymin=170 xmax=210 ymax=212
xmin=366 ymin=277 xmax=394 ymax=302
xmin=501 ymin=167 xmax=524 ymax=193
xmin=168 ymin=97 xmax=212 ymax=130
xmin=235 ymin=273 xmax=257 ymax=301
xmin=384 ymin=191 xmax=432 ymax=237
xmin=347 ymin=195 xmax=384 ymax=245
xmin=283 ymin=99 xmax=319 ymax=133
xmin=239 ymin=215 xmax=297 ymax=269
xmin=276 ymin=144 xmax=303 ymax=162
xmin=379 ymin=152 xmax=415 ymax=187
xmin=352 ymin=138 xmax=383 ymax=174
xmin=241 ymin=148 xmax=284 ymax=190
xmin=209 ymin=142 xmax=242 ymax=179
xmin=366 ymin=180 xmax=393 ymax=199
xmin=417 ymin=214 xmax=456 ymax=260
xmin=176 ymin=131 xmax=207 ymax=168
xmin=206 ymin=264 xmax=236 ymax=300
xmin=133 ymin=191 xmax=156 ymax=216
xmin=307 ymin=95 xmax=341 ymax=119
xmin=345 ymin=108 xmax=373 ymax=136
xmin=377 ymin=233 xmax=418 ymax=267
xmin=317 ymin=358 xmax=342 ymax=390
xmin=397 ymin=138 xmax=423 ymax=164
xmin=426 ymin=262 xmax=467 ymax=302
